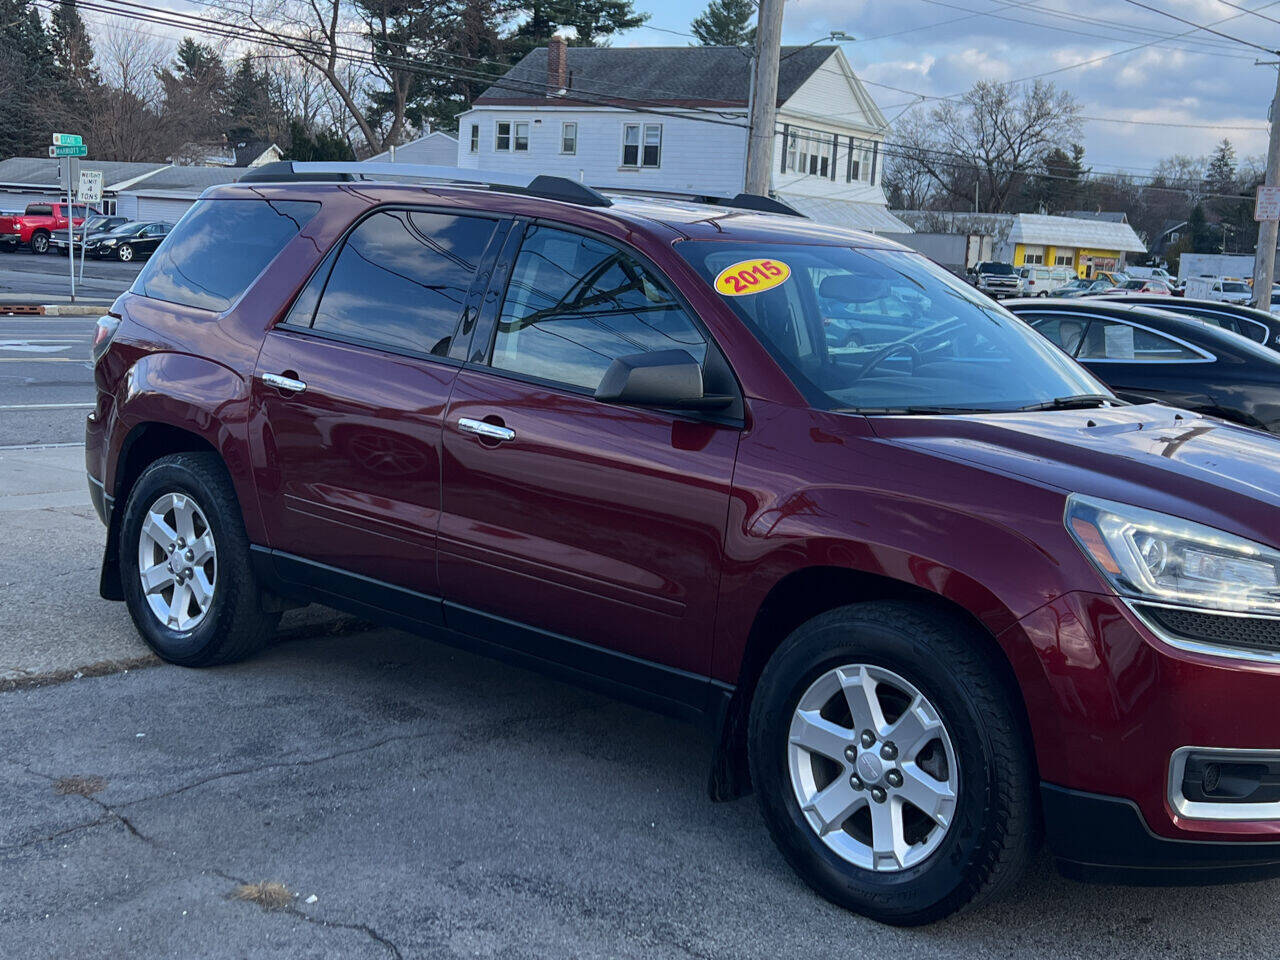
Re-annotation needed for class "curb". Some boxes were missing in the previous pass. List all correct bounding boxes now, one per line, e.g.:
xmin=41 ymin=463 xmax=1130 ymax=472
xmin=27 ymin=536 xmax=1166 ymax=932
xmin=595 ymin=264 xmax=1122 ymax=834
xmin=0 ymin=304 xmax=108 ymax=317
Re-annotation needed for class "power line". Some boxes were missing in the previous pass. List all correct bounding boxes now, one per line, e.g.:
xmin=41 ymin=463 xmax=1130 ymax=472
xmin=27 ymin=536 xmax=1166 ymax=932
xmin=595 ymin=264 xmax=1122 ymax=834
xmin=1118 ymin=0 xmax=1279 ymax=54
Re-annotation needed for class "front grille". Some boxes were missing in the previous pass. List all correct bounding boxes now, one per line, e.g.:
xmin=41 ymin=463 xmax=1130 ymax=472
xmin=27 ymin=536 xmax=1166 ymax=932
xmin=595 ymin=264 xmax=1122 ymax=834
xmin=1136 ymin=603 xmax=1280 ymax=653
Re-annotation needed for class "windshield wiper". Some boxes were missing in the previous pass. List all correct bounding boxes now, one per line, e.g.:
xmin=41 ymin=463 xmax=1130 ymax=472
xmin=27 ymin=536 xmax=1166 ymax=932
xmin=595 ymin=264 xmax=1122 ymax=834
xmin=841 ymin=405 xmax=1001 ymax=416
xmin=1016 ymin=394 xmax=1119 ymax=412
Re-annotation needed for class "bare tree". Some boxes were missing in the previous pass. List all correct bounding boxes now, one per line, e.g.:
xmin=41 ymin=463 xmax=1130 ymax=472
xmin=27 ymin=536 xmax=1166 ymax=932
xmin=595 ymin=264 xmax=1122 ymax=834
xmin=85 ymin=23 xmax=174 ymax=161
xmin=893 ymin=79 xmax=1082 ymax=213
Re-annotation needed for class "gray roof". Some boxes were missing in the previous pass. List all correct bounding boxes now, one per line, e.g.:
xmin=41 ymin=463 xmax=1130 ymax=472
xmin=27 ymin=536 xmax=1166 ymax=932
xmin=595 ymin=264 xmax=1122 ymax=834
xmin=1061 ymin=210 xmax=1128 ymax=223
xmin=0 ymin=157 xmax=165 ymax=189
xmin=476 ymin=45 xmax=837 ymax=106
xmin=120 ymin=166 xmax=243 ymax=194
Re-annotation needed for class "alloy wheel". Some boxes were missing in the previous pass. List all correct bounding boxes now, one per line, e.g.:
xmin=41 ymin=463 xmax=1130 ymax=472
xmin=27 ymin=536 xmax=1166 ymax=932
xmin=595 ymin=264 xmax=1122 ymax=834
xmin=118 ymin=244 xmax=134 ymax=262
xmin=136 ymin=492 xmax=217 ymax=630
xmin=787 ymin=664 xmax=959 ymax=872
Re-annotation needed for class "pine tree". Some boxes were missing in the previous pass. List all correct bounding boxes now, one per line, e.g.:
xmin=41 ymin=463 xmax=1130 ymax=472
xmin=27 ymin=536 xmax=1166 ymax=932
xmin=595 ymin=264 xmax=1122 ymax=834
xmin=50 ymin=0 xmax=96 ymax=89
xmin=507 ymin=0 xmax=649 ymax=60
xmin=0 ymin=0 xmax=56 ymax=157
xmin=225 ymin=55 xmax=272 ymax=142
xmin=1203 ymin=139 xmax=1237 ymax=198
xmin=160 ymin=38 xmax=230 ymax=159
xmin=1188 ymin=203 xmax=1215 ymax=254
xmin=690 ymin=0 xmax=755 ymax=46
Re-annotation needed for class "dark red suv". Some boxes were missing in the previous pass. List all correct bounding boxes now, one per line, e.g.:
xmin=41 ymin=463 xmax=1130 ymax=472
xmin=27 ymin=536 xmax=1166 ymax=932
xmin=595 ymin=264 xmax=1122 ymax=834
xmin=87 ymin=162 xmax=1280 ymax=925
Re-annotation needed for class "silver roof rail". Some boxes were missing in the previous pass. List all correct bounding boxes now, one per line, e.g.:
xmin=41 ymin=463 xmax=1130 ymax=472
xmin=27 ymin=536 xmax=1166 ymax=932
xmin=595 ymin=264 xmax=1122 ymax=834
xmin=237 ymin=161 xmax=612 ymax=208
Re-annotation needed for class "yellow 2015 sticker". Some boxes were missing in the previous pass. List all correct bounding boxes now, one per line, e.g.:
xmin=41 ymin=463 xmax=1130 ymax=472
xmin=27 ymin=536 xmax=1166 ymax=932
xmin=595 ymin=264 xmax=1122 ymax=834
xmin=714 ymin=258 xmax=791 ymax=297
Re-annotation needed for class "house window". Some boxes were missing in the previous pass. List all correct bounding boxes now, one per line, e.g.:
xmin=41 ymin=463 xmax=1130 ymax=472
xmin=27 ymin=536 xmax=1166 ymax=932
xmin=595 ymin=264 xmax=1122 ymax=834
xmin=561 ymin=122 xmax=577 ymax=155
xmin=784 ymin=127 xmax=835 ymax=178
xmin=496 ymin=121 xmax=529 ymax=152
xmin=622 ymin=123 xmax=662 ymax=168
xmin=1054 ymin=253 xmax=1074 ymax=266
xmin=1023 ymin=248 xmax=1045 ymax=265
xmin=469 ymin=124 xmax=479 ymax=153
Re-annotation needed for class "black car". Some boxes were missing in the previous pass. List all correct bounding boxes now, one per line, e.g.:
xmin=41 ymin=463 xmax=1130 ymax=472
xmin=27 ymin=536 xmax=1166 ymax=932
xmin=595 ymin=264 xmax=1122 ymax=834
xmin=1006 ymin=298 xmax=1280 ymax=433
xmin=84 ymin=220 xmax=172 ymax=262
xmin=1093 ymin=294 xmax=1280 ymax=353
xmin=48 ymin=215 xmax=130 ymax=256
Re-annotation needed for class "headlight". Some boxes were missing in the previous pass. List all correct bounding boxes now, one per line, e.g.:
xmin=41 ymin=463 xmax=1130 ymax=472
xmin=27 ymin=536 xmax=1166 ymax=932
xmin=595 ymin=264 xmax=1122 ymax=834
xmin=101 ymin=239 xmax=116 ymax=246
xmin=1066 ymin=494 xmax=1280 ymax=615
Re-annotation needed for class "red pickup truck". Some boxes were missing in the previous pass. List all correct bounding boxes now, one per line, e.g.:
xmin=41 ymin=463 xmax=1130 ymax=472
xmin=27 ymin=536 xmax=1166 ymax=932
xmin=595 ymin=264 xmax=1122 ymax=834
xmin=0 ymin=202 xmax=92 ymax=254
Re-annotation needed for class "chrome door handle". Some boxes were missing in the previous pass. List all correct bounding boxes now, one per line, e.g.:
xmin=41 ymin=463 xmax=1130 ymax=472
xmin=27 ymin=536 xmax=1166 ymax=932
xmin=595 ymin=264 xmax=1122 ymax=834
xmin=261 ymin=372 xmax=307 ymax=393
xmin=458 ymin=417 xmax=515 ymax=442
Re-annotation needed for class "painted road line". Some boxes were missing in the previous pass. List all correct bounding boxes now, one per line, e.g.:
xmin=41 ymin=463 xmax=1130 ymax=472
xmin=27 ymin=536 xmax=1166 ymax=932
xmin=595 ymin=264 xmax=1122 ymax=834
xmin=0 ymin=403 xmax=94 ymax=411
xmin=0 ymin=441 xmax=86 ymax=450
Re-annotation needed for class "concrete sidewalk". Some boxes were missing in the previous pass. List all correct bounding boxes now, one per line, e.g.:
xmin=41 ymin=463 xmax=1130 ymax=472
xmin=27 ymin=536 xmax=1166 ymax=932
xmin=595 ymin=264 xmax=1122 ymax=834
xmin=0 ymin=444 xmax=353 ymax=684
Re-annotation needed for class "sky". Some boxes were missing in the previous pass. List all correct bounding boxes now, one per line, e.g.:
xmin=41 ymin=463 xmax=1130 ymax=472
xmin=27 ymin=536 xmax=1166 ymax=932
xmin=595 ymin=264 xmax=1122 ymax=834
xmin=612 ymin=0 xmax=1280 ymax=176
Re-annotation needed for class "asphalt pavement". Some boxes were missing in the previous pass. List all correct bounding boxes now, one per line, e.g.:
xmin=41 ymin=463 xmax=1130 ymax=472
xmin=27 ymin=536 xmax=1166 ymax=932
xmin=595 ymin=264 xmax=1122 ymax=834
xmin=0 ymin=246 xmax=141 ymax=301
xmin=3 ymin=270 xmax=1280 ymax=956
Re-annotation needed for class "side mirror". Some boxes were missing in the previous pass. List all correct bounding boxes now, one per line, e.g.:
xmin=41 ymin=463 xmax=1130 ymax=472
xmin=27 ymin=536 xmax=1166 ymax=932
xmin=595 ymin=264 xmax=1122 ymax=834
xmin=594 ymin=349 xmax=731 ymax=409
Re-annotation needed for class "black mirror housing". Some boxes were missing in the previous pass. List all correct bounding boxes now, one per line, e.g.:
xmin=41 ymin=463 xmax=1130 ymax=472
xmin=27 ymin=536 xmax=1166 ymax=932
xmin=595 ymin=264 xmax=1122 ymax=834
xmin=595 ymin=349 xmax=704 ymax=406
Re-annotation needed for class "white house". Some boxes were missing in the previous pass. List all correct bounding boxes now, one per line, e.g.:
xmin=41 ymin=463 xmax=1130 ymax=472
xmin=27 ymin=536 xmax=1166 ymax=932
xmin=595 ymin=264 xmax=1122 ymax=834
xmin=456 ymin=39 xmax=908 ymax=233
xmin=367 ymin=129 xmax=459 ymax=165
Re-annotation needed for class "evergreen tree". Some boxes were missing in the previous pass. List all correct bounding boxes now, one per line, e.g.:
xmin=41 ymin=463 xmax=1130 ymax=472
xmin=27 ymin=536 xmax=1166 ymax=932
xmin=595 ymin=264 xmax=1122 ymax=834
xmin=507 ymin=0 xmax=648 ymax=60
xmin=50 ymin=0 xmax=96 ymax=88
xmin=225 ymin=55 xmax=273 ymax=142
xmin=690 ymin=0 xmax=755 ymax=46
xmin=1026 ymin=143 xmax=1087 ymax=213
xmin=1203 ymin=139 xmax=1237 ymax=199
xmin=285 ymin=119 xmax=355 ymax=161
xmin=159 ymin=38 xmax=230 ymax=159
xmin=1188 ymin=203 xmax=1215 ymax=254
xmin=0 ymin=0 xmax=56 ymax=157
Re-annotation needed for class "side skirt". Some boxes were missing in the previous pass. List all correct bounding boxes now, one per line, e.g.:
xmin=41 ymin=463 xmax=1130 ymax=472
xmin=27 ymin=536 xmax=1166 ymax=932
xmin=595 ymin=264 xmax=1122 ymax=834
xmin=250 ymin=546 xmax=733 ymax=727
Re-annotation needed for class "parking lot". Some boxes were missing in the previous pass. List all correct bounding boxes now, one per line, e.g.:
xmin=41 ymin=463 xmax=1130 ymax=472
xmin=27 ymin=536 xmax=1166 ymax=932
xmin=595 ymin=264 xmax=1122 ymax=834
xmin=0 ymin=247 xmax=143 ymax=301
xmin=3 ymin=267 xmax=1280 ymax=959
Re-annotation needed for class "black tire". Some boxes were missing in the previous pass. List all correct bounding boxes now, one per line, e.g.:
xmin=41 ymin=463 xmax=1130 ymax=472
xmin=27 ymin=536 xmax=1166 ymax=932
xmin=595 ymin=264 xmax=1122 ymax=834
xmin=748 ymin=601 xmax=1037 ymax=926
xmin=119 ymin=452 xmax=279 ymax=666
xmin=29 ymin=231 xmax=49 ymax=254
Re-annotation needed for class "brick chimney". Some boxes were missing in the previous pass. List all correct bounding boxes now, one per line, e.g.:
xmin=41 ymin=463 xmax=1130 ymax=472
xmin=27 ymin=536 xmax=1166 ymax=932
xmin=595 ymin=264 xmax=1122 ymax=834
xmin=547 ymin=35 xmax=568 ymax=96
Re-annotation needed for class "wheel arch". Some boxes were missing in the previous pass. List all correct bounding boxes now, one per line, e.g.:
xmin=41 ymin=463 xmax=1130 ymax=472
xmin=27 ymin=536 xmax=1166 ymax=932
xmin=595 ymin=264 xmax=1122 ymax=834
xmin=708 ymin=565 xmax=1037 ymax=803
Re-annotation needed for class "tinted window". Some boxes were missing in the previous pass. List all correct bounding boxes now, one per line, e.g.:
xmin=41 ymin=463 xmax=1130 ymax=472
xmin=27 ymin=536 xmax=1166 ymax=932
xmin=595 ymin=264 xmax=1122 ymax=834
xmin=492 ymin=225 xmax=707 ymax=391
xmin=132 ymin=199 xmax=319 ymax=312
xmin=310 ymin=210 xmax=496 ymax=356
xmin=1077 ymin=320 xmax=1200 ymax=361
xmin=25 ymin=204 xmax=52 ymax=216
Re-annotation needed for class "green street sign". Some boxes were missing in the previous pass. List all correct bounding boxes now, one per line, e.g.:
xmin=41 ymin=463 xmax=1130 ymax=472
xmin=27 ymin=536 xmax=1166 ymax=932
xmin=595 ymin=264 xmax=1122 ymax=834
xmin=49 ymin=144 xmax=87 ymax=158
xmin=51 ymin=133 xmax=83 ymax=147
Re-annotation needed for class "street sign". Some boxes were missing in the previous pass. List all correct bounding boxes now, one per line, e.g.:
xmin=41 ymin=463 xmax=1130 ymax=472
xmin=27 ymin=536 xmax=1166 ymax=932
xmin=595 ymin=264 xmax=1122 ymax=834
xmin=49 ymin=144 xmax=87 ymax=158
xmin=77 ymin=170 xmax=103 ymax=204
xmin=1257 ymin=185 xmax=1280 ymax=222
xmin=51 ymin=133 xmax=83 ymax=147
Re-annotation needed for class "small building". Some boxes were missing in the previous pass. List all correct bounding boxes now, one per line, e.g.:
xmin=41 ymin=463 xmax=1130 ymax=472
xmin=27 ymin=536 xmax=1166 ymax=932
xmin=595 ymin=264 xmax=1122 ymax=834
xmin=0 ymin=157 xmax=167 ymax=216
xmin=366 ymin=130 xmax=459 ymax=166
xmin=173 ymin=138 xmax=283 ymax=169
xmin=114 ymin=165 xmax=244 ymax=222
xmin=456 ymin=40 xmax=908 ymax=233
xmin=894 ymin=210 xmax=1145 ymax=277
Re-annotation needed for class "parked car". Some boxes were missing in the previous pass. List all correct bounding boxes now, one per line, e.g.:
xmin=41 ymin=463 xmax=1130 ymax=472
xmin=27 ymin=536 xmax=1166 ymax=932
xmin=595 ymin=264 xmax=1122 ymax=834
xmin=1127 ymin=265 xmax=1177 ymax=284
xmin=1093 ymin=294 xmax=1280 ymax=352
xmin=84 ymin=220 xmax=172 ymax=261
xmin=1051 ymin=277 xmax=1112 ymax=297
xmin=0 ymin=201 xmax=92 ymax=254
xmin=0 ymin=209 xmax=21 ymax=251
xmin=1091 ymin=270 xmax=1129 ymax=287
xmin=1107 ymin=278 xmax=1175 ymax=295
xmin=1007 ymin=298 xmax=1280 ymax=431
xmin=1184 ymin=276 xmax=1253 ymax=304
xmin=969 ymin=260 xmax=1020 ymax=299
xmin=1016 ymin=265 xmax=1075 ymax=297
xmin=87 ymin=161 xmax=1280 ymax=925
xmin=48 ymin=215 xmax=130 ymax=255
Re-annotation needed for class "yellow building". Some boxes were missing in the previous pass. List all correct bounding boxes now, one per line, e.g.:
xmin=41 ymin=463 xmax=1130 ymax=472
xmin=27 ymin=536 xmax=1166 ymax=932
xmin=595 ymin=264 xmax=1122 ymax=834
xmin=1008 ymin=214 xmax=1146 ymax=279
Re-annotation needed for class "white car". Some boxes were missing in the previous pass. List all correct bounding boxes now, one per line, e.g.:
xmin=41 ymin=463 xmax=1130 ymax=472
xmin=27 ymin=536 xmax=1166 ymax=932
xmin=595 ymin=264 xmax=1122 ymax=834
xmin=1016 ymin=265 xmax=1076 ymax=297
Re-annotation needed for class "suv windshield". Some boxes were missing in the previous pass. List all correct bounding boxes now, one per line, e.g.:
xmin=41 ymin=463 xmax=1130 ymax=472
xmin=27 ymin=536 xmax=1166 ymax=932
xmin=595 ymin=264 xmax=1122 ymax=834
xmin=677 ymin=242 xmax=1106 ymax=413
xmin=1223 ymin=281 xmax=1251 ymax=293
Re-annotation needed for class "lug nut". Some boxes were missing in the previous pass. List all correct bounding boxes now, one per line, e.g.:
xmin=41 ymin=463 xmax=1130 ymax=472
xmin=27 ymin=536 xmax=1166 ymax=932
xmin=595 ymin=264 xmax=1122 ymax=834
xmin=184 ymin=549 xmax=194 ymax=561
xmin=845 ymin=746 xmax=858 ymax=762
xmin=183 ymin=568 xmax=193 ymax=579
xmin=849 ymin=775 xmax=864 ymax=790
xmin=886 ymin=769 xmax=903 ymax=788
xmin=177 ymin=538 xmax=186 ymax=548
xmin=880 ymin=742 xmax=898 ymax=761
xmin=168 ymin=543 xmax=175 ymax=553
xmin=870 ymin=786 xmax=887 ymax=803
xmin=860 ymin=730 xmax=875 ymax=748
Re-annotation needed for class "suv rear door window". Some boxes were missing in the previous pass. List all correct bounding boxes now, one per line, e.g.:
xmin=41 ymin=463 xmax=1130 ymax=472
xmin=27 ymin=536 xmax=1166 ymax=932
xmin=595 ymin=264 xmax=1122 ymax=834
xmin=491 ymin=225 xmax=707 ymax=391
xmin=308 ymin=210 xmax=496 ymax=357
xmin=132 ymin=198 xmax=319 ymax=312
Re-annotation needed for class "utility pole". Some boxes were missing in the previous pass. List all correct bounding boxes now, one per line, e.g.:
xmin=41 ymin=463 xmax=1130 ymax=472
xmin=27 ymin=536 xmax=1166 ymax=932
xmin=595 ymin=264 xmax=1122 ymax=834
xmin=1252 ymin=61 xmax=1280 ymax=309
xmin=744 ymin=0 xmax=784 ymax=196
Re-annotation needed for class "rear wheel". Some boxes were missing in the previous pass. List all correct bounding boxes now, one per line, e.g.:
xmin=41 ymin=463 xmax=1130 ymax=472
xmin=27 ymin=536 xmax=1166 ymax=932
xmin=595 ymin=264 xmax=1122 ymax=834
xmin=119 ymin=452 xmax=278 ymax=666
xmin=29 ymin=231 xmax=49 ymax=254
xmin=748 ymin=601 xmax=1037 ymax=925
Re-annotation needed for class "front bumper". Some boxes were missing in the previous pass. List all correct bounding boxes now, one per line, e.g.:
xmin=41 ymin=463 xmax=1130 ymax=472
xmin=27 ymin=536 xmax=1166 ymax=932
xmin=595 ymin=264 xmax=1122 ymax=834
xmin=1043 ymin=784 xmax=1280 ymax=884
xmin=1009 ymin=591 xmax=1280 ymax=877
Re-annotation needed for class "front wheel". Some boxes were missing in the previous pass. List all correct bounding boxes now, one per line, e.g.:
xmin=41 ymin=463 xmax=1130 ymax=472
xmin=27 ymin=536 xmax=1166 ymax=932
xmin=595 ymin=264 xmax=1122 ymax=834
xmin=29 ymin=232 xmax=49 ymax=254
xmin=119 ymin=452 xmax=278 ymax=666
xmin=116 ymin=243 xmax=134 ymax=262
xmin=748 ymin=602 xmax=1037 ymax=925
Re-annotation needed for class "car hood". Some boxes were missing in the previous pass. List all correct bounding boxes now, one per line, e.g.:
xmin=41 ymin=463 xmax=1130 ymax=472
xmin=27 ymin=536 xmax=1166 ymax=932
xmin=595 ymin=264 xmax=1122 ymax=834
xmin=871 ymin=404 xmax=1280 ymax=548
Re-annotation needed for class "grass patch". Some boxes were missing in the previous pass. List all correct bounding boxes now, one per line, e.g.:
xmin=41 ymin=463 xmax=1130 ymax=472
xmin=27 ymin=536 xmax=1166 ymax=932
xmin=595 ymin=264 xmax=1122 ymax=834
xmin=231 ymin=881 xmax=293 ymax=911
xmin=52 ymin=775 xmax=107 ymax=797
